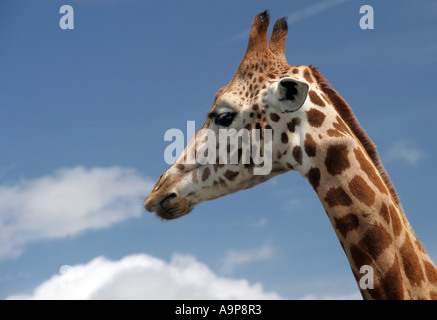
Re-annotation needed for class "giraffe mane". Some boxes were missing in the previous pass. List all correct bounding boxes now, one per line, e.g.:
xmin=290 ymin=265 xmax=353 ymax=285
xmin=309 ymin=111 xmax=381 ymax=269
xmin=309 ymin=65 xmax=401 ymax=208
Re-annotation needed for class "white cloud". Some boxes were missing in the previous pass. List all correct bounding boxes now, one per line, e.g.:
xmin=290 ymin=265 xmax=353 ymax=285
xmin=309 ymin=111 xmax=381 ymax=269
xmin=0 ymin=166 xmax=153 ymax=260
xmin=7 ymin=253 xmax=281 ymax=300
xmin=220 ymin=244 xmax=275 ymax=275
xmin=384 ymin=139 xmax=427 ymax=166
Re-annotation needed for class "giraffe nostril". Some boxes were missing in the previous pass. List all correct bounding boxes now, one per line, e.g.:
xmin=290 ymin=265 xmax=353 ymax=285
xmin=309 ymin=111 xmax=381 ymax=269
xmin=160 ymin=193 xmax=177 ymax=210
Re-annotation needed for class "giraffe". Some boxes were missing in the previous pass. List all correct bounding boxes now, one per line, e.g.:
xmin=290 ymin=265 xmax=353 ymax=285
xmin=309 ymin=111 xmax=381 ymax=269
xmin=145 ymin=11 xmax=437 ymax=299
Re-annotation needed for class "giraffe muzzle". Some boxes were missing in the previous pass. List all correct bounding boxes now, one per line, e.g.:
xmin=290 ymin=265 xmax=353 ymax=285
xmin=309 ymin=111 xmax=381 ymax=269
xmin=159 ymin=193 xmax=177 ymax=210
xmin=144 ymin=190 xmax=173 ymax=212
xmin=145 ymin=187 xmax=193 ymax=220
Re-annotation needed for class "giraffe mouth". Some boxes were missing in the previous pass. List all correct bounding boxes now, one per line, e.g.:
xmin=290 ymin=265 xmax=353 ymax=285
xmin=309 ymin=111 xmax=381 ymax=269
xmin=160 ymin=193 xmax=177 ymax=209
xmin=145 ymin=191 xmax=193 ymax=220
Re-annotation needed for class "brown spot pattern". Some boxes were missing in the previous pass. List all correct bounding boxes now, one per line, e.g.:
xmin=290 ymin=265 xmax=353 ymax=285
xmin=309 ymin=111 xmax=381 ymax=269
xmin=400 ymin=234 xmax=426 ymax=286
xmin=354 ymin=148 xmax=388 ymax=195
xmin=309 ymin=90 xmax=325 ymax=106
xmin=325 ymin=144 xmax=350 ymax=176
xmin=389 ymin=205 xmax=403 ymax=237
xmin=303 ymin=68 xmax=313 ymax=83
xmin=369 ymin=257 xmax=405 ymax=300
xmin=304 ymin=134 xmax=316 ymax=157
xmin=202 ymin=167 xmax=211 ymax=182
xmin=351 ymin=223 xmax=393 ymax=268
xmin=218 ymin=177 xmax=227 ymax=188
xmin=327 ymin=129 xmax=343 ymax=137
xmin=287 ymin=118 xmax=301 ymax=132
xmin=281 ymin=132 xmax=288 ymax=144
xmin=381 ymin=257 xmax=405 ymax=300
xmin=334 ymin=213 xmax=359 ymax=238
xmin=349 ymin=245 xmax=370 ymax=276
xmin=307 ymin=167 xmax=321 ymax=192
xmin=379 ymin=202 xmax=391 ymax=224
xmin=306 ymin=108 xmax=326 ymax=128
xmin=270 ymin=113 xmax=280 ymax=122
xmin=328 ymin=116 xmax=351 ymax=137
xmin=223 ymin=170 xmax=239 ymax=181
xmin=292 ymin=146 xmax=302 ymax=165
xmin=324 ymin=187 xmax=353 ymax=207
xmin=349 ymin=175 xmax=376 ymax=207
xmin=333 ymin=116 xmax=351 ymax=135
xmin=424 ymin=260 xmax=437 ymax=284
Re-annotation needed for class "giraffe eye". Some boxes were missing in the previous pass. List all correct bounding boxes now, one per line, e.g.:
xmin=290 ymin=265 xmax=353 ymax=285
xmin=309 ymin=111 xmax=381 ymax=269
xmin=214 ymin=112 xmax=236 ymax=127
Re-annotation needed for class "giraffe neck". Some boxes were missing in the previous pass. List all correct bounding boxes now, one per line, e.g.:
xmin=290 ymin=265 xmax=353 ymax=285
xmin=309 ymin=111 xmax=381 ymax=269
xmin=292 ymin=123 xmax=437 ymax=299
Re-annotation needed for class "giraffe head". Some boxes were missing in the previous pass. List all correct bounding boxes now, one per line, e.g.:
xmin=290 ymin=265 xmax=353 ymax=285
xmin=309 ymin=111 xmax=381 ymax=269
xmin=145 ymin=11 xmax=365 ymax=219
xmin=144 ymin=12 xmax=437 ymax=299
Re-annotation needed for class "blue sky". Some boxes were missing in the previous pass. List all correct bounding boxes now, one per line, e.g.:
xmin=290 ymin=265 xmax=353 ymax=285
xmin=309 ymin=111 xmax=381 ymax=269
xmin=1 ymin=0 xmax=436 ymax=299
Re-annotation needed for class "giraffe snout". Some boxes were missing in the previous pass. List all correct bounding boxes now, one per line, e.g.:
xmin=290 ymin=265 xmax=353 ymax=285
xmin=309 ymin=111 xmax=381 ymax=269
xmin=144 ymin=173 xmax=193 ymax=220
xmin=160 ymin=193 xmax=177 ymax=210
xmin=145 ymin=191 xmax=176 ymax=213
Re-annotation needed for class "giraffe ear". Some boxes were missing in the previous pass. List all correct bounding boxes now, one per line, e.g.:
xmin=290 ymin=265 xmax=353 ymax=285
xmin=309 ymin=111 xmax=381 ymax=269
xmin=272 ymin=78 xmax=309 ymax=113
